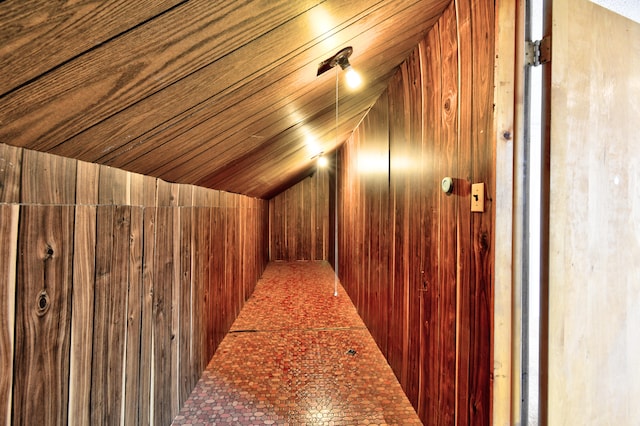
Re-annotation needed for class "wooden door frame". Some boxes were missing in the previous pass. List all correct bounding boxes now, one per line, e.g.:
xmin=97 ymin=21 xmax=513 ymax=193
xmin=492 ymin=0 xmax=525 ymax=424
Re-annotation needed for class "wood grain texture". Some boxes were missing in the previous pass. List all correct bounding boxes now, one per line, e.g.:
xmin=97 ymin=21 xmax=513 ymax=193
xmin=153 ymin=203 xmax=175 ymax=426
xmin=437 ymin=5 xmax=458 ymax=425
xmin=91 ymin=206 xmax=131 ymax=425
xmin=0 ymin=0 xmax=185 ymax=94
xmin=21 ymin=149 xmax=76 ymax=204
xmin=68 ymin=205 xmax=96 ymax=426
xmin=75 ymin=161 xmax=99 ymax=205
xmin=124 ymin=206 xmax=144 ymax=426
xmin=98 ymin=165 xmax=129 ymax=205
xmin=547 ymin=1 xmax=640 ymax=424
xmin=388 ymin=64 xmax=410 ymax=388
xmin=14 ymin=206 xmax=74 ymax=426
xmin=269 ymin=171 xmax=330 ymax=261
xmin=138 ymin=200 xmax=156 ymax=426
xmin=336 ymin=1 xmax=494 ymax=424
xmin=0 ymin=0 xmax=452 ymax=200
xmin=491 ymin=0 xmax=517 ymax=423
xmin=4 ymin=146 xmax=270 ymax=425
xmin=62 ymin=0 xmax=442 ymax=168
xmin=0 ymin=205 xmax=19 ymax=426
xmin=0 ymin=0 xmax=321 ymax=151
xmin=0 ymin=144 xmax=22 ymax=203
xmin=178 ymin=201 xmax=194 ymax=407
xmin=419 ymin=23 xmax=443 ymax=423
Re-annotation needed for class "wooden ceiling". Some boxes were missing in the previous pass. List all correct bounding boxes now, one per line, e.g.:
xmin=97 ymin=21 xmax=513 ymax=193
xmin=0 ymin=0 xmax=450 ymax=199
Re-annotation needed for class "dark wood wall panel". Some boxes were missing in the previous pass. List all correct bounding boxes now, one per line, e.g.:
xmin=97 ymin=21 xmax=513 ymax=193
xmin=269 ymin=169 xmax=331 ymax=261
xmin=0 ymin=144 xmax=21 ymax=203
xmin=125 ymin=205 xmax=144 ymax=424
xmin=14 ymin=205 xmax=74 ymax=426
xmin=73 ymin=214 xmax=94 ymax=424
xmin=458 ymin=0 xmax=495 ymax=422
xmin=335 ymin=1 xmax=495 ymax=424
xmin=0 ymin=143 xmax=269 ymax=425
xmin=91 ymin=205 xmax=131 ymax=425
xmin=138 ymin=194 xmax=157 ymax=426
xmin=0 ymin=205 xmax=18 ymax=424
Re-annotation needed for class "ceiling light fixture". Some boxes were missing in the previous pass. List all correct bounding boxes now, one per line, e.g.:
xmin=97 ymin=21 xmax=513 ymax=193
xmin=316 ymin=46 xmax=362 ymax=89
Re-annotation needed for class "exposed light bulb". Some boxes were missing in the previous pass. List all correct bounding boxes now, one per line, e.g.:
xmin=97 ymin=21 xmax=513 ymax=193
xmin=344 ymin=66 xmax=362 ymax=89
xmin=317 ymin=155 xmax=328 ymax=167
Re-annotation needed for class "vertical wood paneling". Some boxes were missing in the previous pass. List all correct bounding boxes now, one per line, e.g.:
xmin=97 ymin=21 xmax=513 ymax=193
xmin=405 ymin=47 xmax=424 ymax=411
xmin=210 ymin=191 xmax=224 ymax=356
xmin=336 ymin=1 xmax=494 ymax=424
xmin=2 ymin=134 xmax=268 ymax=426
xmin=455 ymin=0 xmax=474 ymax=422
xmin=68 ymin=161 xmax=99 ymax=426
xmin=269 ymin=171 xmax=331 ymax=261
xmin=68 ymin=204 xmax=96 ymax=426
xmin=437 ymin=5 xmax=459 ymax=425
xmin=469 ymin=0 xmax=495 ymax=421
xmin=21 ymin=149 xmax=76 ymax=204
xmin=154 ymin=181 xmax=176 ymax=426
xmin=0 ymin=144 xmax=22 ymax=203
xmin=223 ymin=192 xmax=234 ymax=332
xmin=388 ymin=66 xmax=410 ymax=387
xmin=0 ymin=205 xmax=18 ymax=426
xmin=419 ymin=23 xmax=443 ymax=423
xmin=91 ymin=206 xmax=130 ymax=425
xmin=178 ymin=185 xmax=194 ymax=407
xmin=14 ymin=205 xmax=74 ymax=426
xmin=75 ymin=161 xmax=100 ymax=205
xmin=138 ymin=179 xmax=157 ymax=426
xmin=98 ymin=165 xmax=129 ymax=206
xmin=124 ymin=206 xmax=144 ymax=426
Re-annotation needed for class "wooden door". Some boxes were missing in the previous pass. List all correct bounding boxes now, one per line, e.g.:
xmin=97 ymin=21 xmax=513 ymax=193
xmin=544 ymin=0 xmax=640 ymax=423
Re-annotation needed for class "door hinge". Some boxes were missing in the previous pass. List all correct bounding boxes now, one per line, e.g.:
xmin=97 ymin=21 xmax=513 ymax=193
xmin=525 ymin=35 xmax=551 ymax=66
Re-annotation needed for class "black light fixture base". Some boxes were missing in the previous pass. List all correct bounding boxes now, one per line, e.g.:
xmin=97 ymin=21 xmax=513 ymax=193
xmin=317 ymin=46 xmax=353 ymax=76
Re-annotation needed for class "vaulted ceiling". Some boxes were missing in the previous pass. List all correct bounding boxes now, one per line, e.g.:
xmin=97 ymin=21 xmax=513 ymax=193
xmin=0 ymin=0 xmax=450 ymax=198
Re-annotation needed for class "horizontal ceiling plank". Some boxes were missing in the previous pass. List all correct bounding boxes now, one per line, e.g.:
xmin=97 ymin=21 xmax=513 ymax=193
xmin=53 ymin=0 xmax=426 ymax=165
xmin=169 ymin=80 xmax=387 ymax=187
xmin=111 ymin=3 xmax=441 ymax=181
xmin=0 ymin=0 xmax=323 ymax=151
xmin=193 ymin=99 xmax=370 ymax=192
xmin=144 ymin=23 xmax=431 ymax=185
xmin=0 ymin=0 xmax=185 ymax=95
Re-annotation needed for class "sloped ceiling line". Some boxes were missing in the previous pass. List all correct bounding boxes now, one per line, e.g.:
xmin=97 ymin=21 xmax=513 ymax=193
xmin=126 ymin=2 xmax=438 ymax=182
xmin=87 ymin=0 xmax=396 ymax=167
xmin=0 ymin=0 xmax=451 ymax=198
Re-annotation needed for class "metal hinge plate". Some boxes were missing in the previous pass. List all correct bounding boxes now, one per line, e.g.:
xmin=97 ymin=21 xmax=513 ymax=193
xmin=525 ymin=35 xmax=551 ymax=66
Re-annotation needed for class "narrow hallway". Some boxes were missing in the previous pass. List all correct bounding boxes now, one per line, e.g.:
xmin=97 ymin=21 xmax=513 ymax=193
xmin=172 ymin=261 xmax=421 ymax=425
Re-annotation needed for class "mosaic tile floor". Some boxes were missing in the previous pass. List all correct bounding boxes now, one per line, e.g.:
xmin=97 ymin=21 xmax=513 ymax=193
xmin=172 ymin=261 xmax=422 ymax=426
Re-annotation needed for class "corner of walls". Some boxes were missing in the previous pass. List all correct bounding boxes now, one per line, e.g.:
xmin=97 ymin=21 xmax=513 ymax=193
xmin=268 ymin=169 xmax=331 ymax=262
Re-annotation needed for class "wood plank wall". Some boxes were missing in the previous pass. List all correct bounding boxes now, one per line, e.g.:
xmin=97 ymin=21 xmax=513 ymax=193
xmin=269 ymin=169 xmax=330 ymax=261
xmin=0 ymin=144 xmax=269 ymax=426
xmin=336 ymin=0 xmax=495 ymax=424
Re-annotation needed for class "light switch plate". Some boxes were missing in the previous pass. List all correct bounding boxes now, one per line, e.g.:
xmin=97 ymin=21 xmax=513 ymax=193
xmin=471 ymin=183 xmax=484 ymax=212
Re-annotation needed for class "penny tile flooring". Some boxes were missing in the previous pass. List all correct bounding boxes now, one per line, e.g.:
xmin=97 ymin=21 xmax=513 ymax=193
xmin=172 ymin=261 xmax=422 ymax=425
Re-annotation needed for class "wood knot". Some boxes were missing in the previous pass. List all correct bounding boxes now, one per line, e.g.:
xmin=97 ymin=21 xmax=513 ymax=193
xmin=44 ymin=244 xmax=54 ymax=260
xmin=444 ymin=99 xmax=451 ymax=111
xmin=480 ymin=232 xmax=490 ymax=252
xmin=36 ymin=290 xmax=50 ymax=317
